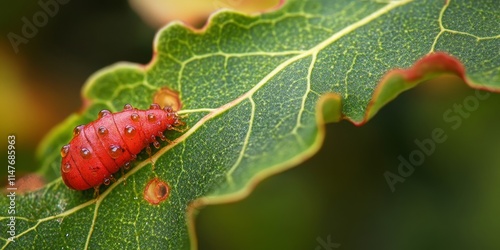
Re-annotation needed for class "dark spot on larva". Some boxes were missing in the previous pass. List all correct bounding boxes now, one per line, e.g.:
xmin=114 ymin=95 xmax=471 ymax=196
xmin=108 ymin=145 xmax=123 ymax=159
xmin=62 ymin=163 xmax=71 ymax=173
xmin=123 ymin=104 xmax=133 ymax=110
xmin=98 ymin=126 xmax=108 ymax=135
xmin=150 ymin=103 xmax=160 ymax=109
xmin=144 ymin=178 xmax=170 ymax=205
xmin=98 ymin=109 xmax=111 ymax=119
xmin=130 ymin=113 xmax=139 ymax=121
xmin=73 ymin=125 xmax=84 ymax=136
xmin=80 ymin=147 xmax=91 ymax=159
xmin=147 ymin=113 xmax=156 ymax=122
xmin=125 ymin=125 xmax=136 ymax=137
xmin=60 ymin=144 xmax=70 ymax=158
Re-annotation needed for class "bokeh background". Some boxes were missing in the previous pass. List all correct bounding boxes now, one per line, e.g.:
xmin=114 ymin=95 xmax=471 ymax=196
xmin=1 ymin=1 xmax=499 ymax=249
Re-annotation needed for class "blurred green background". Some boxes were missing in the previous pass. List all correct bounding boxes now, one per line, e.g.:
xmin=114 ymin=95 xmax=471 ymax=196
xmin=1 ymin=1 xmax=499 ymax=249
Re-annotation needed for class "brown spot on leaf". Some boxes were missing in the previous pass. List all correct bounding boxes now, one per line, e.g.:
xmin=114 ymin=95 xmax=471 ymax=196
xmin=6 ymin=174 xmax=45 ymax=194
xmin=144 ymin=177 xmax=170 ymax=205
xmin=153 ymin=87 xmax=182 ymax=112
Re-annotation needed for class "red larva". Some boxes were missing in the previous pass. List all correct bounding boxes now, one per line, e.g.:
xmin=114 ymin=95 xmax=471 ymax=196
xmin=60 ymin=103 xmax=182 ymax=191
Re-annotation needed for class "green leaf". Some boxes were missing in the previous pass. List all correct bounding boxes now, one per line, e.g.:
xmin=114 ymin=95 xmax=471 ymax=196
xmin=2 ymin=0 xmax=499 ymax=248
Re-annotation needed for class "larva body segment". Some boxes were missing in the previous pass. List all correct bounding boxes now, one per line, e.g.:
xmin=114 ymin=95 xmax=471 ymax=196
xmin=60 ymin=104 xmax=181 ymax=190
